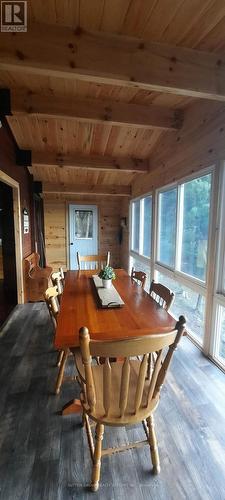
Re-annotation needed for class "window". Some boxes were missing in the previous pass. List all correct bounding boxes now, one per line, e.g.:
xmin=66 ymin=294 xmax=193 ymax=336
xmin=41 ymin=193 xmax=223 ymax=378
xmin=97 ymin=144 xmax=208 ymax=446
xmin=156 ymin=271 xmax=206 ymax=342
xmin=156 ymin=172 xmax=212 ymax=344
xmin=158 ymin=188 xmax=177 ymax=268
xmin=180 ymin=174 xmax=211 ymax=281
xmin=218 ymin=307 xmax=225 ymax=362
xmin=130 ymin=256 xmax=151 ymax=292
xmin=131 ymin=195 xmax=152 ymax=258
xmin=212 ymin=166 xmax=225 ymax=367
xmin=131 ymin=200 xmax=140 ymax=253
xmin=143 ymin=196 xmax=152 ymax=258
xmin=130 ymin=168 xmax=215 ymax=350
xmin=75 ymin=210 xmax=93 ymax=239
xmin=130 ymin=195 xmax=153 ymax=290
xmin=157 ymin=174 xmax=212 ymax=281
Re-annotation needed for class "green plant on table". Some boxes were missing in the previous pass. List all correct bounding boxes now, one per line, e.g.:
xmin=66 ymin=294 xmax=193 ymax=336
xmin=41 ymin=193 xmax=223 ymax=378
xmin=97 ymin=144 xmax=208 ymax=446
xmin=98 ymin=266 xmax=116 ymax=280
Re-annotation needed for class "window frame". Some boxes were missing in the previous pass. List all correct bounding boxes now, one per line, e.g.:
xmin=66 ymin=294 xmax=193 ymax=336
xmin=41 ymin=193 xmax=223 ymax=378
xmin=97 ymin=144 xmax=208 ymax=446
xmin=155 ymin=167 xmax=214 ymax=288
xmin=156 ymin=184 xmax=178 ymax=271
xmin=209 ymin=162 xmax=225 ymax=369
xmin=154 ymin=267 xmax=207 ymax=343
xmin=131 ymin=199 xmax=140 ymax=254
xmin=129 ymin=165 xmax=216 ymax=350
xmin=130 ymin=192 xmax=153 ymax=262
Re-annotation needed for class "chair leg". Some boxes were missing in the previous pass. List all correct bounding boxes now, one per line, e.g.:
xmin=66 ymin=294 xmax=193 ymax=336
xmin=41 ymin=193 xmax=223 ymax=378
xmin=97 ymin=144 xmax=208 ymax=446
xmin=91 ymin=423 xmax=104 ymax=492
xmin=56 ymin=350 xmax=64 ymax=367
xmin=146 ymin=415 xmax=160 ymax=474
xmin=55 ymin=349 xmax=68 ymax=394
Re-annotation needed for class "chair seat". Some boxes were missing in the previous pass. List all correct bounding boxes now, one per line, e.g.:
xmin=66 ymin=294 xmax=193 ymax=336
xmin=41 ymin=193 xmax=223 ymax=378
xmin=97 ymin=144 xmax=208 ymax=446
xmin=77 ymin=320 xmax=185 ymax=491
xmin=81 ymin=360 xmax=159 ymax=425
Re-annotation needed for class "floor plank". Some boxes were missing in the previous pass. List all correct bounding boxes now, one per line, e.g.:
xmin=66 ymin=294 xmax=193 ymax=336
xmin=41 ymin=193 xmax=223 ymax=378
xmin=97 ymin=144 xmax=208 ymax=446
xmin=0 ymin=303 xmax=225 ymax=499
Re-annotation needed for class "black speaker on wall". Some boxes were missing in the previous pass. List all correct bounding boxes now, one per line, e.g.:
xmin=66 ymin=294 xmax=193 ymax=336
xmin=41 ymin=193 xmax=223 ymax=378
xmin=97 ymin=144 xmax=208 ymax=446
xmin=16 ymin=148 xmax=32 ymax=167
xmin=0 ymin=88 xmax=12 ymax=117
xmin=33 ymin=181 xmax=43 ymax=195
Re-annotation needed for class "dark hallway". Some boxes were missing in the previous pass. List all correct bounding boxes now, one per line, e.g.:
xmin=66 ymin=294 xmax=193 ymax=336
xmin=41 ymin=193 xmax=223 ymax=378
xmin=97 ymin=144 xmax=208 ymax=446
xmin=0 ymin=181 xmax=17 ymax=327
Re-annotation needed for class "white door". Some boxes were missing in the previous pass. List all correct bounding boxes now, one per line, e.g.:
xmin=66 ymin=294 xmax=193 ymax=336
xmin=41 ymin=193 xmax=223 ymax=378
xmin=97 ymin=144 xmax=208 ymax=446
xmin=69 ymin=204 xmax=98 ymax=269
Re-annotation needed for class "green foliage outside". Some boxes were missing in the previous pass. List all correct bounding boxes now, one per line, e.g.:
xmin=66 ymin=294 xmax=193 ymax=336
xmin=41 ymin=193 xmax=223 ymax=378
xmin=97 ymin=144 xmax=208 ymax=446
xmin=181 ymin=175 xmax=211 ymax=280
xmin=159 ymin=174 xmax=211 ymax=281
xmin=159 ymin=188 xmax=177 ymax=267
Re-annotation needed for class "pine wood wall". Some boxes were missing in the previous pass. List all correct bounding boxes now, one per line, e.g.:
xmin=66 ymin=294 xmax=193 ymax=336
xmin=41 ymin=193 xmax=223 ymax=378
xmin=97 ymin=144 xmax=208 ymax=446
xmin=43 ymin=194 xmax=124 ymax=271
xmin=119 ymin=198 xmax=130 ymax=272
xmin=0 ymin=126 xmax=34 ymax=257
xmin=132 ymin=101 xmax=224 ymax=197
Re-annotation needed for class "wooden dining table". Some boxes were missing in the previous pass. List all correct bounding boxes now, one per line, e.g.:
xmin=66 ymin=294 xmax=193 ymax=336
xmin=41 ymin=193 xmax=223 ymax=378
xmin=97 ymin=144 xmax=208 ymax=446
xmin=55 ymin=268 xmax=176 ymax=415
xmin=55 ymin=268 xmax=176 ymax=348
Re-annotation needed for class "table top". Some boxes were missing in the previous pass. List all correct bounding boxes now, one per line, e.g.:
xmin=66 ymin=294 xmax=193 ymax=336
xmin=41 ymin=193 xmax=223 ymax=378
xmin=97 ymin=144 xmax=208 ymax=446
xmin=55 ymin=269 xmax=176 ymax=349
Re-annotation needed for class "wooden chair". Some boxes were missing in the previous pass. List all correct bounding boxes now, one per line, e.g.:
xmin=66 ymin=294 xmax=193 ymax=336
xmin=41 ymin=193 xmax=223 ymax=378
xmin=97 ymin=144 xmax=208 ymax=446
xmin=131 ymin=267 xmax=147 ymax=288
xmin=74 ymin=316 xmax=186 ymax=492
xmin=149 ymin=280 xmax=175 ymax=310
xmin=51 ymin=271 xmax=64 ymax=302
xmin=44 ymin=286 xmax=70 ymax=394
xmin=59 ymin=267 xmax=65 ymax=284
xmin=77 ymin=251 xmax=110 ymax=271
xmin=147 ymin=280 xmax=175 ymax=378
xmin=24 ymin=252 xmax=53 ymax=302
xmin=44 ymin=286 xmax=59 ymax=327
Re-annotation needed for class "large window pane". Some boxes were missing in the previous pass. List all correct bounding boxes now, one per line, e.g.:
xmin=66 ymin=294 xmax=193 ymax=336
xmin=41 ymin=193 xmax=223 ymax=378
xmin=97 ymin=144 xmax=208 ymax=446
xmin=158 ymin=188 xmax=177 ymax=268
xmin=143 ymin=196 xmax=152 ymax=257
xmin=156 ymin=272 xmax=205 ymax=343
xmin=180 ymin=174 xmax=211 ymax=281
xmin=130 ymin=256 xmax=151 ymax=292
xmin=132 ymin=201 xmax=140 ymax=252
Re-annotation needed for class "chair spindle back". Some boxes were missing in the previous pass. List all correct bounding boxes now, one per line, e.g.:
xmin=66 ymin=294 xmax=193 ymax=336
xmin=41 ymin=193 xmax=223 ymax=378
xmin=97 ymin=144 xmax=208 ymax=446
xmin=150 ymin=280 xmax=174 ymax=310
xmin=77 ymin=252 xmax=110 ymax=271
xmin=131 ymin=267 xmax=147 ymax=288
xmin=44 ymin=285 xmax=60 ymax=328
xmin=79 ymin=316 xmax=185 ymax=420
xmin=51 ymin=271 xmax=64 ymax=301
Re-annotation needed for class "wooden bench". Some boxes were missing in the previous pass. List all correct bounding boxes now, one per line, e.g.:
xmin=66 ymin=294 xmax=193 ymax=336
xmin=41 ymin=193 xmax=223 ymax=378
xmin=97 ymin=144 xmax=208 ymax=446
xmin=24 ymin=252 xmax=53 ymax=302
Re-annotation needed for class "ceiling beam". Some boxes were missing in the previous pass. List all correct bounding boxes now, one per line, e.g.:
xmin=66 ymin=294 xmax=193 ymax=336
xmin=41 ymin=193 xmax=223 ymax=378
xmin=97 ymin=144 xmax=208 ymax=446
xmin=42 ymin=182 xmax=131 ymax=196
xmin=32 ymin=151 xmax=148 ymax=173
xmin=11 ymin=90 xmax=182 ymax=131
xmin=0 ymin=24 xmax=225 ymax=101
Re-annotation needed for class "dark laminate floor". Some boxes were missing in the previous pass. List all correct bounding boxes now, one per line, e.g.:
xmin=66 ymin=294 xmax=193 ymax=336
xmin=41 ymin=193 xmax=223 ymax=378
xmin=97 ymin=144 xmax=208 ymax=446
xmin=0 ymin=280 xmax=15 ymax=328
xmin=0 ymin=303 xmax=225 ymax=500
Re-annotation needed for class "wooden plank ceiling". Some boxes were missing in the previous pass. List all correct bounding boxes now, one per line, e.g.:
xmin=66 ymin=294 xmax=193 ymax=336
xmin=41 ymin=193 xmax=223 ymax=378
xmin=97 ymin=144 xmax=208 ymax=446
xmin=0 ymin=0 xmax=225 ymax=195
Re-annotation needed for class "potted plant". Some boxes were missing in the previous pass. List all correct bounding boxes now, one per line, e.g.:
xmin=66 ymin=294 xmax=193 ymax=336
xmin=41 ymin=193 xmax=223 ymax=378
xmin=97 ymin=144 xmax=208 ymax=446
xmin=98 ymin=266 xmax=116 ymax=288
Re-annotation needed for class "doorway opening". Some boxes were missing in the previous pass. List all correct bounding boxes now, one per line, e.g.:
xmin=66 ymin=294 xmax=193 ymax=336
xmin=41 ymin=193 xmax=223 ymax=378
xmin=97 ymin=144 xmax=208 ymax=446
xmin=69 ymin=204 xmax=98 ymax=269
xmin=0 ymin=181 xmax=17 ymax=325
xmin=0 ymin=171 xmax=23 ymax=327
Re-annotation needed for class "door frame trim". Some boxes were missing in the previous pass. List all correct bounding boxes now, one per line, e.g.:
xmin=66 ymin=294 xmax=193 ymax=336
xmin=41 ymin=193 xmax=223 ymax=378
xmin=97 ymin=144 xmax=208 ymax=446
xmin=0 ymin=169 xmax=24 ymax=303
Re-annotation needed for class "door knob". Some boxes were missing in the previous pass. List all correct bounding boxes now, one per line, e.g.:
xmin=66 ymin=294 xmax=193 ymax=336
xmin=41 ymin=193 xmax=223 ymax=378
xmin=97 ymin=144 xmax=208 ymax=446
xmin=70 ymin=242 xmax=74 ymax=245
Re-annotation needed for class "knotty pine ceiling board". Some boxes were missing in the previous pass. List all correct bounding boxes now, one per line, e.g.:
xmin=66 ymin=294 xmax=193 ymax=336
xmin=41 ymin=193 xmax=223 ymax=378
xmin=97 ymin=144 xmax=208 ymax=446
xmin=179 ymin=0 xmax=225 ymax=49
xmin=30 ymin=164 xmax=135 ymax=186
xmin=194 ymin=15 xmax=225 ymax=53
xmin=8 ymin=114 xmax=165 ymax=160
xmin=0 ymin=69 xmax=195 ymax=110
xmin=27 ymin=0 xmax=225 ymax=53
